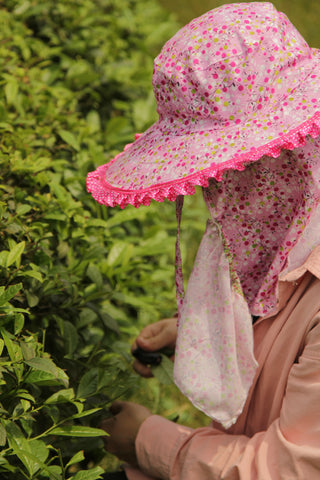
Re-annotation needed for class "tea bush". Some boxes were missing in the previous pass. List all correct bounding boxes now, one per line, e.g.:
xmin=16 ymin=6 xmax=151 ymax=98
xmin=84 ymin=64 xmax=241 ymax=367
xmin=0 ymin=1 xmax=183 ymax=478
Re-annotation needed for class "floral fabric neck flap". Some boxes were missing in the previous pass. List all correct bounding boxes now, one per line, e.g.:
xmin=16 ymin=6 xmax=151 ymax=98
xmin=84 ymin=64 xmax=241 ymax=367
xmin=174 ymin=214 xmax=257 ymax=428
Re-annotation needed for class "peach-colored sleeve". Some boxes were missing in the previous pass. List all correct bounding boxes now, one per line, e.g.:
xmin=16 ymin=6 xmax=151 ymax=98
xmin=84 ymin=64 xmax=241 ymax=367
xmin=131 ymin=317 xmax=320 ymax=480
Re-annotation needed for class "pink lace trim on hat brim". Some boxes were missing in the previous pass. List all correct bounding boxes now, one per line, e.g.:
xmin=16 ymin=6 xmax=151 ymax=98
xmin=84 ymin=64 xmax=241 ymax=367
xmin=87 ymin=112 xmax=320 ymax=209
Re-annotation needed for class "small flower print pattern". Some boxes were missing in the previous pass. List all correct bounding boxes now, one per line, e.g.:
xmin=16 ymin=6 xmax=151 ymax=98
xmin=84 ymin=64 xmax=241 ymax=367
xmin=87 ymin=2 xmax=320 ymax=209
xmin=174 ymin=220 xmax=258 ymax=428
xmin=203 ymin=137 xmax=320 ymax=317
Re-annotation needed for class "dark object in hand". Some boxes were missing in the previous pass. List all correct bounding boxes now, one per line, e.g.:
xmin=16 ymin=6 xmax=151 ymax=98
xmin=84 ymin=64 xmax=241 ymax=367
xmin=132 ymin=347 xmax=163 ymax=365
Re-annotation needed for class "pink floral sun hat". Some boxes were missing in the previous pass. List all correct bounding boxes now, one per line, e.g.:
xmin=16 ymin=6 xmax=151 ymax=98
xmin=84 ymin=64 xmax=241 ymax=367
xmin=87 ymin=2 xmax=320 ymax=209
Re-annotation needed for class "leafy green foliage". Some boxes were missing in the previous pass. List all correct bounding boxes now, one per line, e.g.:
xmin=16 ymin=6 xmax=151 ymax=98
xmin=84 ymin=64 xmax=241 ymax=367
xmin=151 ymin=355 xmax=174 ymax=385
xmin=0 ymin=0 xmax=180 ymax=477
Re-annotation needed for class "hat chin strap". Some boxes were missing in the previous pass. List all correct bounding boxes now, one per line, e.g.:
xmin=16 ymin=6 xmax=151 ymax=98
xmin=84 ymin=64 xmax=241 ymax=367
xmin=174 ymin=199 xmax=258 ymax=428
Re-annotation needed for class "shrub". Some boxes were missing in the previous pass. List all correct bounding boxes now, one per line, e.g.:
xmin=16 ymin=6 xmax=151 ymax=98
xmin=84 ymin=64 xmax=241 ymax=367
xmin=0 ymin=1 xmax=180 ymax=478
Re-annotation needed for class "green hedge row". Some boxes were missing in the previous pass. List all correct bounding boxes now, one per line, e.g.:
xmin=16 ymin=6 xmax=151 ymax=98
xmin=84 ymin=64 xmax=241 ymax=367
xmin=0 ymin=1 xmax=181 ymax=478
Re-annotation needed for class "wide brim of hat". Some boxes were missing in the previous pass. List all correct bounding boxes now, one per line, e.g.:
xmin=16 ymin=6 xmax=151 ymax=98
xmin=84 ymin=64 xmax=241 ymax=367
xmin=87 ymin=59 xmax=320 ymax=209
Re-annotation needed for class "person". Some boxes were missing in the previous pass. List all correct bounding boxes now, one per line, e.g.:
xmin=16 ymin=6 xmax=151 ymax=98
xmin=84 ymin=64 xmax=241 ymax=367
xmin=87 ymin=2 xmax=320 ymax=478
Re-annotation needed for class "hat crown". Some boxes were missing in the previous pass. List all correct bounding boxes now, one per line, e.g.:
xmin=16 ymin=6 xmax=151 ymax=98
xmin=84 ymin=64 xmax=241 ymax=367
xmin=153 ymin=2 xmax=311 ymax=130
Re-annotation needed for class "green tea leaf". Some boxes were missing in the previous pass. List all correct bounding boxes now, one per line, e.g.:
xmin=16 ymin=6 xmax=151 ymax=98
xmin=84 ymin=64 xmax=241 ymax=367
xmin=0 ymin=284 xmax=22 ymax=307
xmin=6 ymin=241 xmax=25 ymax=267
xmin=65 ymin=450 xmax=85 ymax=468
xmin=4 ymin=77 xmax=19 ymax=106
xmin=62 ymin=320 xmax=79 ymax=355
xmin=49 ymin=425 xmax=107 ymax=437
xmin=68 ymin=466 xmax=104 ymax=480
xmin=14 ymin=313 xmax=25 ymax=334
xmin=100 ymin=312 xmax=120 ymax=334
xmin=1 ymin=328 xmax=23 ymax=364
xmin=0 ymin=423 xmax=7 ymax=446
xmin=58 ymin=129 xmax=80 ymax=151
xmin=24 ymin=370 xmax=64 ymax=387
xmin=26 ymin=291 xmax=40 ymax=307
xmin=21 ymin=269 xmax=44 ymax=282
xmin=0 ymin=251 xmax=8 ymax=268
xmin=16 ymin=204 xmax=32 ymax=216
xmin=39 ymin=464 xmax=62 ymax=479
xmin=6 ymin=422 xmax=49 ymax=476
xmin=87 ymin=263 xmax=103 ymax=288
xmin=151 ymin=355 xmax=174 ymax=385
xmin=72 ymin=401 xmax=84 ymax=414
xmin=16 ymin=390 xmax=35 ymax=403
xmin=77 ymin=369 xmax=98 ymax=399
xmin=25 ymin=358 xmax=69 ymax=387
xmin=105 ymin=207 xmax=147 ymax=227
xmin=70 ymin=408 xmax=101 ymax=419
xmin=106 ymin=242 xmax=131 ymax=267
xmin=86 ymin=218 xmax=109 ymax=228
xmin=45 ymin=388 xmax=75 ymax=404
xmin=20 ymin=341 xmax=36 ymax=361
xmin=0 ymin=122 xmax=13 ymax=132
xmin=25 ymin=357 xmax=61 ymax=374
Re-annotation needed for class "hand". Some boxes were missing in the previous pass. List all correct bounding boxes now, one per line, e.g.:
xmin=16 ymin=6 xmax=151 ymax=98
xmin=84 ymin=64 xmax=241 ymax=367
xmin=100 ymin=401 xmax=152 ymax=466
xmin=131 ymin=317 xmax=178 ymax=377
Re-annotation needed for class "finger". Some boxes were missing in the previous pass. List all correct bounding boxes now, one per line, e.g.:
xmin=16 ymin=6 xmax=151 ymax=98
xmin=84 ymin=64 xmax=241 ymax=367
xmin=103 ymin=435 xmax=115 ymax=455
xmin=132 ymin=359 xmax=153 ymax=378
xmin=131 ymin=324 xmax=162 ymax=354
xmin=137 ymin=325 xmax=169 ymax=351
xmin=131 ymin=339 xmax=138 ymax=354
xmin=136 ymin=323 xmax=161 ymax=342
xmin=131 ymin=324 xmax=157 ymax=353
xmin=99 ymin=417 xmax=114 ymax=435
